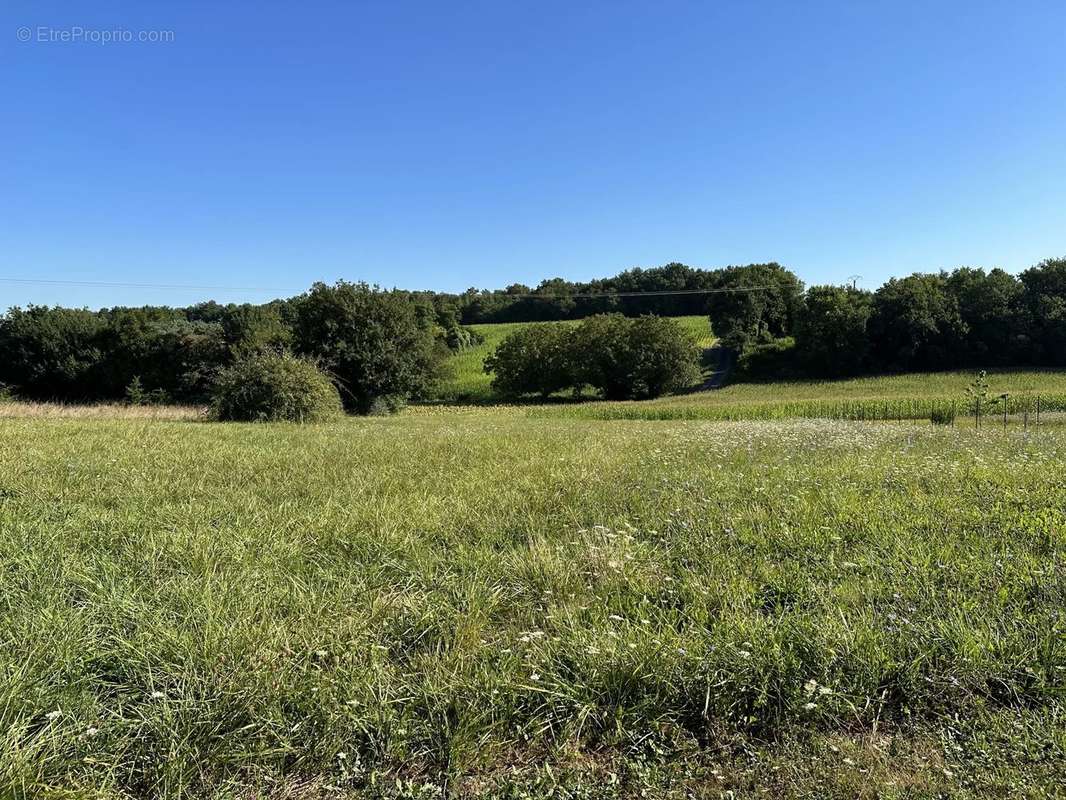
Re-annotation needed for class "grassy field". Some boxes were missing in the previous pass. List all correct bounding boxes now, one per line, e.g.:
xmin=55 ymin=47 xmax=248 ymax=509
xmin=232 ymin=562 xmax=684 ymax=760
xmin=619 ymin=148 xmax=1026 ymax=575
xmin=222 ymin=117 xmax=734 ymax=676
xmin=1 ymin=411 xmax=1064 ymax=798
xmin=435 ymin=316 xmax=715 ymax=402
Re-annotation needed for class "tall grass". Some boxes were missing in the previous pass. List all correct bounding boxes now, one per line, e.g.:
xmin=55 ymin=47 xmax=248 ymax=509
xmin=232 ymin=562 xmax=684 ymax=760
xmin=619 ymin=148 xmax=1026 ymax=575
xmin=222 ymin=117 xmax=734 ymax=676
xmin=0 ymin=400 xmax=205 ymax=420
xmin=0 ymin=415 xmax=1063 ymax=796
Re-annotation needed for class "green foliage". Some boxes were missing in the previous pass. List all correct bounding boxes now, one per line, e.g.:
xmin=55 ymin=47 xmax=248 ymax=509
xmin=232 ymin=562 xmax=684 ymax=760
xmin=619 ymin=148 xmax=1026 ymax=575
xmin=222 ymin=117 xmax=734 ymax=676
xmin=705 ymin=263 xmax=804 ymax=351
xmin=570 ymin=314 xmax=702 ymax=400
xmin=0 ymin=305 xmax=105 ymax=400
xmin=483 ymin=323 xmax=574 ymax=397
xmin=210 ymin=351 xmax=343 ymax=422
xmin=1020 ymin=257 xmax=1066 ymax=365
xmin=735 ymin=337 xmax=797 ymax=378
xmin=929 ymin=404 xmax=957 ymax=425
xmin=869 ymin=273 xmax=967 ymax=370
xmin=124 ymin=376 xmax=168 ymax=406
xmin=794 ymin=286 xmax=872 ymax=375
xmin=964 ymin=369 xmax=999 ymax=415
xmin=441 ymin=322 xmax=484 ymax=352
xmin=1 ymin=256 xmax=1065 ymax=407
xmin=437 ymin=316 xmax=712 ymax=402
xmin=947 ymin=267 xmax=1025 ymax=365
xmin=482 ymin=315 xmax=702 ymax=400
xmin=291 ymin=281 xmax=442 ymax=414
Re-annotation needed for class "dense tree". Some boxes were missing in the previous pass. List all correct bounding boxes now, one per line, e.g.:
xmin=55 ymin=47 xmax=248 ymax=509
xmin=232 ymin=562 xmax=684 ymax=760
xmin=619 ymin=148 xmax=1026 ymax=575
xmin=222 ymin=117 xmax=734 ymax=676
xmin=705 ymin=263 xmax=804 ymax=351
xmin=794 ymin=286 xmax=873 ymax=376
xmin=483 ymin=324 xmax=574 ymax=397
xmin=483 ymin=315 xmax=700 ymax=400
xmin=1019 ymin=258 xmax=1066 ymax=365
xmin=570 ymin=314 xmax=701 ymax=400
xmin=0 ymin=306 xmax=105 ymax=399
xmin=946 ymin=268 xmax=1025 ymax=365
xmin=2 ymin=257 xmax=1066 ymax=405
xmin=868 ymin=273 xmax=967 ymax=371
xmin=291 ymin=282 xmax=441 ymax=413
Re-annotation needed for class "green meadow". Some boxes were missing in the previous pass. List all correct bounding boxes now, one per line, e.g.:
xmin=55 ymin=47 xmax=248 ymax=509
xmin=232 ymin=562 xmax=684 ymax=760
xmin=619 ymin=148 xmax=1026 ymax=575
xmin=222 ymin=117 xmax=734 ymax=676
xmin=1 ymin=410 xmax=1063 ymax=798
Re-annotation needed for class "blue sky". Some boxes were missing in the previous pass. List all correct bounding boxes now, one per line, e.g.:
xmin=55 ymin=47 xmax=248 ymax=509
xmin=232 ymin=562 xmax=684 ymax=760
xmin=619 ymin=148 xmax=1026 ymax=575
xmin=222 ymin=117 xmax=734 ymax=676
xmin=3 ymin=1 xmax=1066 ymax=309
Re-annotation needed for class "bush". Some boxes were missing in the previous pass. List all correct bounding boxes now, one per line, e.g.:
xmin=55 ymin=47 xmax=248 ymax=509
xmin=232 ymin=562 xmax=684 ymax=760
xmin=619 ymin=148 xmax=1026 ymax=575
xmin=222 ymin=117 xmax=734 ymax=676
xmin=594 ymin=314 xmax=699 ymax=398
xmin=210 ymin=352 xmax=343 ymax=423
xmin=930 ymin=405 xmax=956 ymax=425
xmin=571 ymin=314 xmax=701 ymax=400
xmin=442 ymin=323 xmax=484 ymax=352
xmin=735 ymin=337 xmax=797 ymax=379
xmin=484 ymin=315 xmax=700 ymax=401
xmin=483 ymin=324 xmax=574 ymax=397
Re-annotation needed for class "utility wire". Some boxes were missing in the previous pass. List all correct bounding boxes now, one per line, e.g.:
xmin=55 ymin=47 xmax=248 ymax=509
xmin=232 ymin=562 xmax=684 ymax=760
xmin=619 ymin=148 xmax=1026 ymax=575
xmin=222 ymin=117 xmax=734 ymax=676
xmin=0 ymin=277 xmax=781 ymax=298
xmin=479 ymin=286 xmax=778 ymax=299
xmin=0 ymin=277 xmax=281 ymax=292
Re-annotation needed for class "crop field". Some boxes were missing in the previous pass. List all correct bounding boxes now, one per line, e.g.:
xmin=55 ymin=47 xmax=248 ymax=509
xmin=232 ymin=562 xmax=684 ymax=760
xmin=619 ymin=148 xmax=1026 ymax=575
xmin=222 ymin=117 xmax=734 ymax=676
xmin=435 ymin=316 xmax=715 ymax=402
xmin=1 ymin=411 xmax=1064 ymax=798
xmin=514 ymin=368 xmax=1066 ymax=423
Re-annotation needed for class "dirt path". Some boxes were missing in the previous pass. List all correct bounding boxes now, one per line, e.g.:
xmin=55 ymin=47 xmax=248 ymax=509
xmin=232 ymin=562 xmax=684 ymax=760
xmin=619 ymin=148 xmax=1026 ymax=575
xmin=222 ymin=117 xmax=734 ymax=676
xmin=699 ymin=346 xmax=735 ymax=390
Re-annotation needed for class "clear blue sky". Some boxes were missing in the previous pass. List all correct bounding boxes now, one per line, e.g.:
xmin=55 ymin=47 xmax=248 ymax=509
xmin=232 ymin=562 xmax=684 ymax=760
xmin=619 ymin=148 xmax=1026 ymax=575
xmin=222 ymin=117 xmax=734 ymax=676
xmin=3 ymin=1 xmax=1066 ymax=310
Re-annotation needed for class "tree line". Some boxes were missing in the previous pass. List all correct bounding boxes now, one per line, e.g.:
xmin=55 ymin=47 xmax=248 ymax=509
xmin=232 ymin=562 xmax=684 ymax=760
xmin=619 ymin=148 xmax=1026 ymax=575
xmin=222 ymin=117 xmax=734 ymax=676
xmin=0 ymin=256 xmax=1063 ymax=409
xmin=0 ymin=282 xmax=463 ymax=412
xmin=789 ymin=258 xmax=1066 ymax=377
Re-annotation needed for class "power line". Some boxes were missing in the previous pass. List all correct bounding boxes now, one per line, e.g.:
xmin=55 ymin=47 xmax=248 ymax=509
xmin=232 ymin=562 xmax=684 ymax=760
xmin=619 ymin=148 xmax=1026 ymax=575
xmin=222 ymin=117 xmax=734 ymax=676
xmin=0 ymin=277 xmax=782 ymax=299
xmin=477 ymin=286 xmax=780 ymax=299
xmin=0 ymin=277 xmax=283 ymax=292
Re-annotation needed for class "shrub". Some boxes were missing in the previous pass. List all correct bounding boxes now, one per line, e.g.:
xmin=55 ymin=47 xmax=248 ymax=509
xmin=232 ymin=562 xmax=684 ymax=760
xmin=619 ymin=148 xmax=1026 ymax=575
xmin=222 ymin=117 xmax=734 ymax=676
xmin=735 ymin=337 xmax=797 ymax=379
xmin=483 ymin=324 xmax=574 ymax=397
xmin=483 ymin=315 xmax=700 ymax=401
xmin=442 ymin=323 xmax=484 ymax=352
xmin=930 ymin=405 xmax=956 ymax=425
xmin=210 ymin=352 xmax=343 ymax=423
xmin=570 ymin=314 xmax=701 ymax=400
xmin=571 ymin=313 xmax=703 ymax=401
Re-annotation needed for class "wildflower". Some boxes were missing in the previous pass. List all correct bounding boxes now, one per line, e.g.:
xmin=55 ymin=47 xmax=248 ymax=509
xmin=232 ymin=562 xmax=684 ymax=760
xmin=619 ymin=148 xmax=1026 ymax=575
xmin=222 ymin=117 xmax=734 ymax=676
xmin=150 ymin=691 xmax=165 ymax=699
xmin=45 ymin=710 xmax=61 ymax=721
xmin=803 ymin=702 xmax=817 ymax=711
